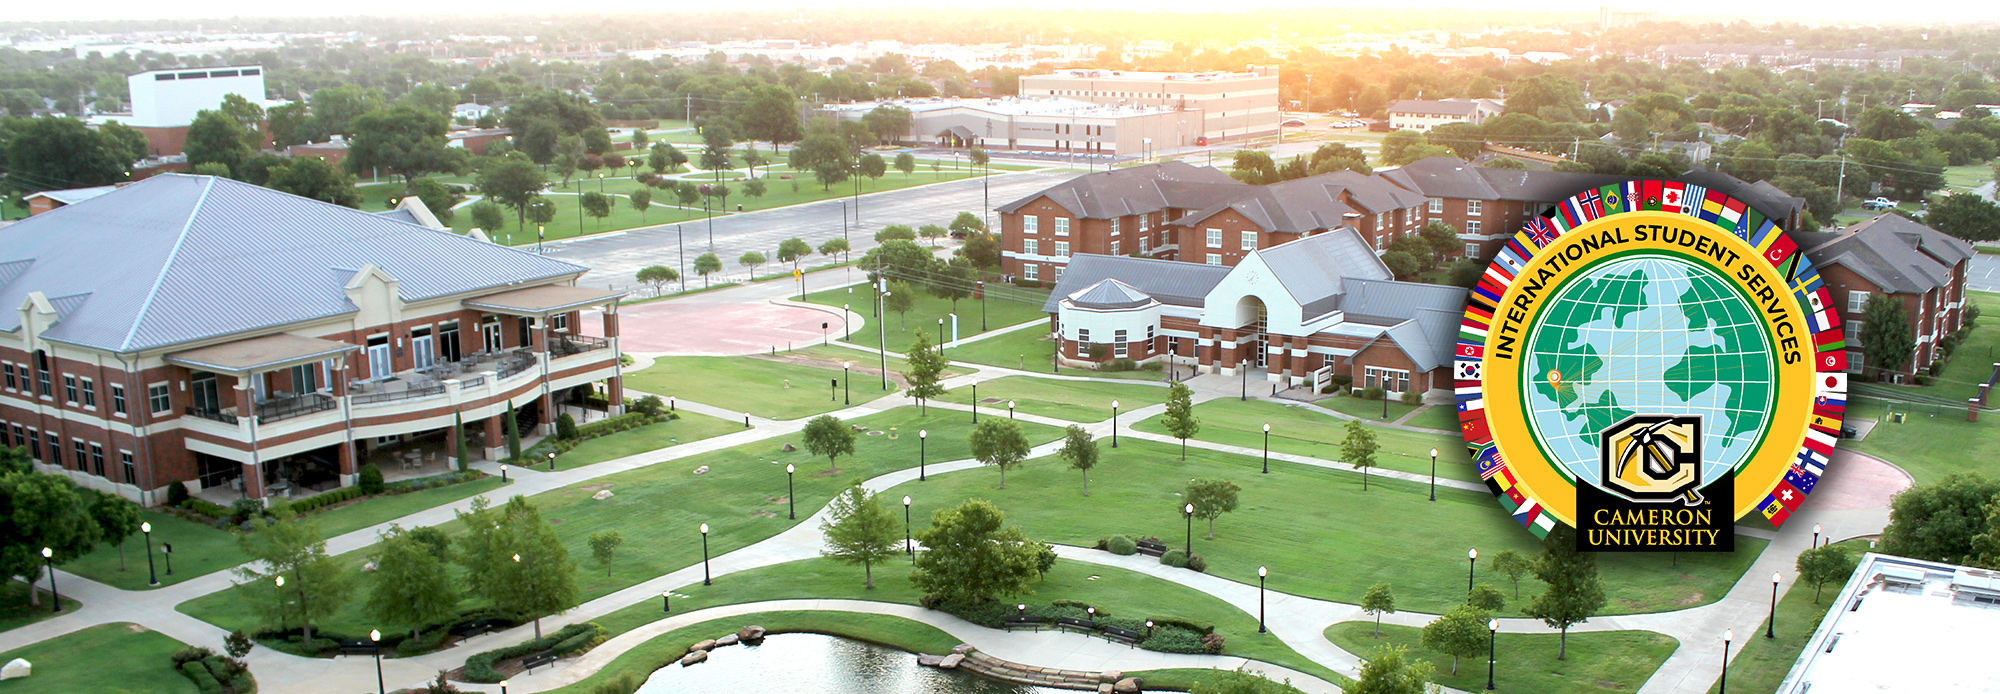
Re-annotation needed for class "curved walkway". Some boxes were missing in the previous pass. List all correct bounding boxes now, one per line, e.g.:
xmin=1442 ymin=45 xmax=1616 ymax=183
xmin=2 ymin=341 xmax=1908 ymax=694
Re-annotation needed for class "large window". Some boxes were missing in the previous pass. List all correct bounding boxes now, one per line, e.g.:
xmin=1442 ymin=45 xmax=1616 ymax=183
xmin=1077 ymin=328 xmax=1091 ymax=356
xmin=2 ymin=363 xmax=13 ymax=390
xmin=1110 ymin=218 xmax=1121 ymax=235
xmin=111 ymin=383 xmax=126 ymax=415
xmin=34 ymin=351 xmax=50 ymax=397
xmin=121 ymin=452 xmax=136 ymax=486
xmin=1023 ymin=238 xmax=1039 ymax=255
xmin=80 ymin=379 xmax=95 ymax=409
xmin=1206 ymin=228 xmax=1222 ymax=248
xmin=1024 ymin=216 xmax=1039 ymax=234
xmin=44 ymin=433 xmax=57 ymax=465
xmin=1848 ymin=290 xmax=1870 ymax=314
xmin=1428 ymin=199 xmax=1443 ymax=214
xmin=1240 ymin=231 xmax=1258 ymax=251
xmin=1114 ymin=330 xmax=1129 ymax=357
xmin=72 ymin=439 xmax=86 ymax=471
xmin=1364 ymin=366 xmax=1412 ymax=393
xmin=62 ymin=375 xmax=77 ymax=404
xmin=1465 ymin=220 xmax=1481 ymax=235
xmin=148 ymin=383 xmax=171 ymax=415
xmin=1023 ymin=264 xmax=1039 ymax=280
xmin=26 ymin=428 xmax=38 ymax=459
xmin=1110 ymin=240 xmax=1121 ymax=255
xmin=1466 ymin=200 xmax=1484 ymax=216
xmin=1054 ymin=241 xmax=1070 ymax=257
xmin=1206 ymin=253 xmax=1223 ymax=266
xmin=1464 ymin=243 xmax=1480 ymax=258
xmin=1054 ymin=218 xmax=1070 ymax=236
xmin=90 ymin=443 xmax=104 ymax=477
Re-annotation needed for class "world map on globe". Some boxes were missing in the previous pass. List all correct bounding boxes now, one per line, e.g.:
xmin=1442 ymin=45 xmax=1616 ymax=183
xmin=1521 ymin=255 xmax=1776 ymax=487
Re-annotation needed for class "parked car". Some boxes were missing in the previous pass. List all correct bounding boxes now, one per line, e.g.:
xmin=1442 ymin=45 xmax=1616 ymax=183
xmin=1841 ymin=425 xmax=1860 ymax=439
xmin=1862 ymin=197 xmax=1899 ymax=210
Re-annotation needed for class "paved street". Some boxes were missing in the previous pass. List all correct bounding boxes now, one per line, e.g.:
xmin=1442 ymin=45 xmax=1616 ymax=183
xmin=1970 ymin=252 xmax=2000 ymax=293
xmin=540 ymin=170 xmax=1069 ymax=295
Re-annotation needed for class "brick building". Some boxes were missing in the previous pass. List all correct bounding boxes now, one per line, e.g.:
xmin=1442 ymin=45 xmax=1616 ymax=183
xmin=1384 ymin=99 xmax=1503 ymax=131
xmin=0 ymin=174 xmax=626 ymax=505
xmin=1044 ymin=234 xmax=1465 ymax=394
xmin=1018 ymin=68 xmax=1280 ymax=146
xmin=1796 ymin=213 xmax=1974 ymax=380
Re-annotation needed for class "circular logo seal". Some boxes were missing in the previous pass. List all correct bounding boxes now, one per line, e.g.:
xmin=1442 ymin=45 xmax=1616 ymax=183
xmin=1456 ymin=181 xmax=1847 ymax=549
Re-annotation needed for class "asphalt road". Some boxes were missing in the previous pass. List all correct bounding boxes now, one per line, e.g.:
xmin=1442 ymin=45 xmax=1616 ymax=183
xmin=542 ymin=170 xmax=1070 ymax=294
xmin=1972 ymin=252 xmax=2000 ymax=293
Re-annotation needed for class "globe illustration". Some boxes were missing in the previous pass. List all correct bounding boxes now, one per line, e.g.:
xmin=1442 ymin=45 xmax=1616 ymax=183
xmin=1521 ymin=255 xmax=1776 ymax=487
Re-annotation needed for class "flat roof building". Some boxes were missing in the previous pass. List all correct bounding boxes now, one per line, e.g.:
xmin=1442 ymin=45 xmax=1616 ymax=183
xmin=126 ymin=65 xmax=266 ymax=129
xmin=1017 ymin=68 xmax=1279 ymax=146
xmin=1780 ymin=553 xmax=2000 ymax=693
xmin=821 ymin=97 xmax=1201 ymax=156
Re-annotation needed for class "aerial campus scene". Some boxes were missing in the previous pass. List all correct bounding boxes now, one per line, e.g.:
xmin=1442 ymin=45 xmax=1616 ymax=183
xmin=0 ymin=1 xmax=1997 ymax=693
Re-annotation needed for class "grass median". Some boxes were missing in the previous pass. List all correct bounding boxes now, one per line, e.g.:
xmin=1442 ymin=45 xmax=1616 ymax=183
xmin=1131 ymin=399 xmax=1478 ymax=483
xmin=1325 ymin=621 xmax=1678 ymax=694
xmin=0 ymin=623 xmax=197 ymax=694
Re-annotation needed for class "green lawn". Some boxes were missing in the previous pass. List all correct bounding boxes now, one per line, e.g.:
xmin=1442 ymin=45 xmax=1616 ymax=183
xmin=1707 ymin=539 xmax=1869 ymax=694
xmin=532 ymin=412 xmax=744 ymax=470
xmin=178 ymin=407 xmax=1063 ymax=638
xmin=63 ymin=508 xmax=250 ymax=591
xmin=1845 ymin=397 xmax=2000 ymax=484
xmin=938 ymin=375 xmax=1171 ymax=422
xmin=1315 ymin=392 xmax=1423 ymax=422
xmin=1863 ymin=292 xmax=2000 ymax=405
xmin=0 ymin=582 xmax=80 ymax=633
xmin=947 ymin=324 xmax=1175 ymax=381
xmin=1942 ymin=163 xmax=1993 ymax=190
xmin=541 ymin=611 xmax=966 ymax=694
xmin=1326 ymin=622 xmax=1678 ymax=694
xmin=803 ymin=284 xmax=1052 ymax=352
xmin=447 ymin=192 xmax=710 ymax=246
xmin=788 ymin=344 xmax=976 ymax=381
xmin=1130 ymin=399 xmax=1479 ymax=483
xmin=0 ymin=623 xmax=198 ymax=694
xmin=649 ymin=556 xmax=1341 ymax=685
xmin=878 ymin=438 xmax=1765 ymax=616
xmin=1404 ymin=405 xmax=1459 ymax=432
xmin=624 ymin=355 xmax=903 ymax=420
xmin=311 ymin=476 xmax=513 ymax=539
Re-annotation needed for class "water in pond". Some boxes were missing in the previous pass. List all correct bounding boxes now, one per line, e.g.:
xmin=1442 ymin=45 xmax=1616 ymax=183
xmin=637 ymin=633 xmax=1068 ymax=694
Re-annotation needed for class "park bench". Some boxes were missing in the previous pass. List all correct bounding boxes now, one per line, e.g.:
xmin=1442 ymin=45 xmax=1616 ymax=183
xmin=449 ymin=618 xmax=497 ymax=643
xmin=337 ymin=640 xmax=378 ymax=656
xmin=521 ymin=650 xmax=558 ymax=674
xmin=1100 ymin=625 xmax=1142 ymax=646
xmin=1002 ymin=615 xmax=1047 ymax=631
xmin=1054 ymin=616 xmax=1095 ymax=633
xmin=1134 ymin=540 xmax=1168 ymax=557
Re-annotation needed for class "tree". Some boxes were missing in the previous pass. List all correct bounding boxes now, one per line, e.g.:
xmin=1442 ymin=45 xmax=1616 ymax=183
xmin=475 ymin=154 xmax=547 ymax=233
xmin=1380 ymin=250 xmax=1422 ymax=279
xmin=4 ymin=118 xmax=134 ymax=193
xmin=1927 ymin=193 xmax=2000 ymax=242
xmin=1420 ymin=603 xmax=1492 ymax=675
xmin=526 ymin=198 xmax=557 ymax=228
xmin=1162 ymin=382 xmax=1200 ymax=460
xmin=694 ymin=253 xmax=723 ymax=288
xmin=0 ymin=470 xmax=99 ymax=607
xmin=1388 ymin=236 xmax=1435 ymax=272
xmin=734 ymin=85 xmax=802 ymax=147
xmin=1490 ymin=549 xmax=1531 ymax=599
xmin=366 ymin=524 xmax=458 ymax=640
xmin=469 ymin=201 xmax=505 ymax=232
xmin=265 ymin=157 xmax=362 ymax=207
xmin=738 ymin=250 xmax=767 ymax=277
xmin=580 ymin=192 xmax=612 ymax=231
xmin=636 ymin=265 xmax=678 ymax=296
xmin=818 ymin=237 xmax=851 ymax=265
xmin=551 ymin=135 xmax=582 ymax=187
xmin=1469 ymin=584 xmax=1507 ymax=612
xmin=266 ymin=102 xmax=320 ymax=148
xmin=876 ymin=225 xmax=918 ymax=243
xmin=1348 ymin=645 xmax=1435 ymax=694
xmin=1058 ymin=425 xmax=1101 ymax=496
xmin=346 ymin=106 xmax=459 ymax=194
xmin=962 ymin=231 xmax=1001 ymax=268
xmin=235 ymin=503 xmax=352 ymax=644
xmin=1505 ymin=74 xmax=1585 ymax=122
xmin=86 ymin=491 xmax=142 ymax=573
xmin=676 ymin=181 xmax=701 ymax=207
xmin=777 ymin=237 xmax=814 ymax=273
xmin=929 ymin=260 xmax=974 ymax=310
xmin=1379 ymin=130 xmax=1426 ymax=167
xmin=1341 ymin=419 xmax=1380 ymax=490
xmin=505 ymin=405 xmax=522 ymax=459
xmin=455 ymin=496 xmax=577 ymax=638
xmin=794 ymin=133 xmax=855 ymax=190
xmin=1185 ymin=478 xmax=1242 ymax=539
xmin=801 ymin=414 xmax=857 ymax=471
xmin=1796 ymin=544 xmax=1860 ymax=603
xmin=1309 ymin=142 xmax=1374 ymax=174
xmin=968 ymin=419 xmax=1031 ymax=488
xmin=884 ymin=281 xmax=917 ymax=330
xmin=821 ymin=484 xmax=902 ymax=589
xmin=412 ymin=178 xmax=461 ymax=224
xmin=909 ymin=499 xmax=1041 ymax=603
xmin=708 ymin=182 xmax=731 ymax=209
xmin=1361 ymin=582 xmax=1395 ymax=637
xmin=1230 ymin=150 xmax=1278 ymax=184
xmin=312 ymin=85 xmax=388 ymax=138
xmin=893 ymin=152 xmax=917 ymax=176
xmin=862 ymin=105 xmax=915 ymax=144
xmin=1522 ymin=526 xmax=1606 ymax=660
xmin=1419 ymin=221 xmax=1462 ymax=265
xmin=587 ymin=531 xmax=624 ymax=578
xmin=629 ymin=187 xmax=653 ymax=224
xmin=1860 ymin=294 xmax=1914 ymax=379
xmin=858 ymin=153 xmax=888 ymax=183
xmin=902 ymin=332 xmax=950 ymax=413
xmin=740 ymin=148 xmax=767 ymax=177
xmin=743 ymin=177 xmax=767 ymax=203
xmin=1880 ymin=472 xmax=2000 ymax=564
xmin=647 ymin=143 xmax=684 ymax=173
xmin=918 ymin=224 xmax=949 ymax=247
xmin=184 ymin=110 xmax=253 ymax=175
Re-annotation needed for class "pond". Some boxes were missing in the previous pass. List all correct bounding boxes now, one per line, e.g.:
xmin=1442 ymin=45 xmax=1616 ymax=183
xmin=637 ymin=633 xmax=1068 ymax=694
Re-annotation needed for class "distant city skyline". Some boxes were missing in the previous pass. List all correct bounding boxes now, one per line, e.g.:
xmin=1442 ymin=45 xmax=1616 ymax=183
xmin=3 ymin=1 xmax=1991 ymax=26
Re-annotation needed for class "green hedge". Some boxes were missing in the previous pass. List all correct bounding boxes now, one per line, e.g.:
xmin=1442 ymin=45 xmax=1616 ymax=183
xmin=180 ymin=662 xmax=223 ymax=694
xmin=462 ymin=623 xmax=605 ymax=683
xmin=182 ymin=498 xmax=232 ymax=519
xmin=510 ymin=412 xmax=672 ymax=465
xmin=286 ymin=486 xmax=366 ymax=514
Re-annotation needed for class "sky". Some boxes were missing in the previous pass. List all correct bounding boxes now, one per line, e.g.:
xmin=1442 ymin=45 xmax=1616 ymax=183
xmin=5 ymin=0 xmax=1995 ymax=25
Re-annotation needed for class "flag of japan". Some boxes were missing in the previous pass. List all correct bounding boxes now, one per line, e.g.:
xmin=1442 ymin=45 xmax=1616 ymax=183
xmin=1816 ymin=372 xmax=1848 ymax=396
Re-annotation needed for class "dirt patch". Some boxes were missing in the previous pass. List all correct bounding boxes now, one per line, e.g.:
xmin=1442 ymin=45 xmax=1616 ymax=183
xmin=753 ymin=352 xmax=912 ymax=388
xmin=750 ymin=510 xmax=778 ymax=518
xmin=579 ymin=483 xmax=614 ymax=494
xmin=125 ymin=624 xmax=149 ymax=633
xmin=763 ymin=496 xmax=791 ymax=504
xmin=811 ymin=466 xmax=843 ymax=478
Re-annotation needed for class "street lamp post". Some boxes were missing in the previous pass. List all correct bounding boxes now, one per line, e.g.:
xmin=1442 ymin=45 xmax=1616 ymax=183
xmin=878 ymin=287 xmax=890 ymax=390
xmin=547 ymin=450 xmax=557 ymax=471
xmin=274 ymin=575 xmax=287 ymax=632
xmin=699 ymin=524 xmax=713 ymax=585
xmin=785 ymin=464 xmax=796 ymax=520
xmin=978 ymin=281 xmax=988 ymax=331
xmin=1767 ymin=572 xmax=1780 ymax=638
xmin=162 ymin=542 xmax=173 ymax=576
xmin=1257 ymin=566 xmax=1268 ymax=633
xmin=1111 ymin=401 xmax=1120 ymax=448
xmin=1429 ymin=448 xmax=1439 ymax=501
xmin=1485 ymin=618 xmax=1498 ymax=691
xmin=1721 ymin=630 xmax=1734 ymax=693
xmin=501 ymin=681 xmax=509 ymax=694
xmin=662 ymin=590 xmax=671 ymax=613
xmin=40 ymin=548 xmax=58 ymax=613
xmin=142 ymin=521 xmax=159 ymax=586
xmin=971 ymin=384 xmax=978 ymax=423
xmin=1468 ymin=549 xmax=1479 ymax=597
xmin=1184 ymin=503 xmax=1195 ymax=556
xmin=842 ymin=362 xmax=852 ymax=405
xmin=1008 ymin=401 xmax=1015 ymax=419
xmin=919 ymin=429 xmax=928 ymax=481
xmin=903 ymin=496 xmax=913 ymax=560
xmin=1261 ymin=423 xmax=1271 ymax=473
xmin=371 ymin=629 xmax=386 ymax=694
xmin=1812 ymin=524 xmax=1821 ymax=547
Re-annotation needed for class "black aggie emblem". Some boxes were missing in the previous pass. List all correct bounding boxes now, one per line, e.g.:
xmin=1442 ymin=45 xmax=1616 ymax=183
xmin=1600 ymin=414 xmax=1704 ymax=505
xmin=1579 ymin=414 xmax=1732 ymax=551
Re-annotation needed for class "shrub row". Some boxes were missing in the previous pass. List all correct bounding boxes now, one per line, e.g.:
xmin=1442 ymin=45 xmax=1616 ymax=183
xmin=254 ymin=607 xmax=517 ymax=658
xmin=171 ymin=648 xmax=254 ymax=694
xmin=462 ymin=622 xmax=604 ymax=683
xmin=509 ymin=412 xmax=673 ymax=465
xmin=177 ymin=470 xmax=491 ymax=524
xmin=924 ymin=597 xmax=1220 ymax=655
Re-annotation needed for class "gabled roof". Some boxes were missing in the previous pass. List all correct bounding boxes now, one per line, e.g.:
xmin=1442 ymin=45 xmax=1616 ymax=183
xmin=1041 ymin=254 xmax=1230 ymax=312
xmin=997 ymin=161 xmax=1244 ymax=219
xmin=1803 ymin=213 xmax=1973 ymax=295
xmin=26 ymin=185 xmax=120 ymax=206
xmin=0 ymin=174 xmax=589 ymax=354
xmin=1170 ymin=170 xmax=1426 ymax=235
xmin=1255 ymin=228 xmax=1393 ymax=319
xmin=1339 ymin=280 xmax=1469 ymax=372
xmin=1677 ymin=169 xmax=1806 ymax=221
xmin=1064 ymin=279 xmax=1156 ymax=310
